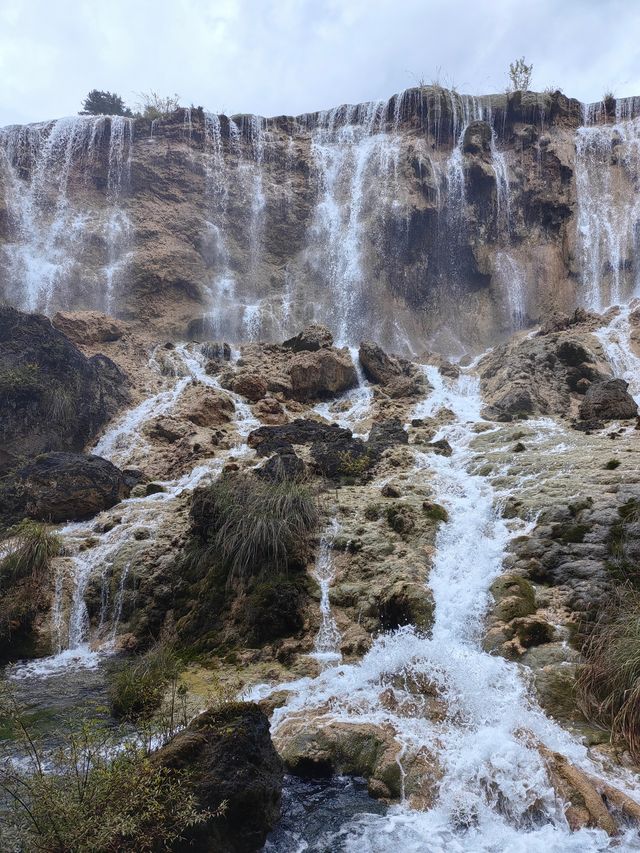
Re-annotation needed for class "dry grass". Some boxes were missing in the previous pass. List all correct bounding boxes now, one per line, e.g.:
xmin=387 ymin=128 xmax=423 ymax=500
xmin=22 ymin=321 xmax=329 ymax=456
xmin=577 ymin=589 xmax=640 ymax=758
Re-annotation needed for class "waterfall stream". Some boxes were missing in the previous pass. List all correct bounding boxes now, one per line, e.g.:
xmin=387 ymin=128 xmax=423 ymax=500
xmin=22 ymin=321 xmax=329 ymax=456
xmin=254 ymin=367 xmax=640 ymax=851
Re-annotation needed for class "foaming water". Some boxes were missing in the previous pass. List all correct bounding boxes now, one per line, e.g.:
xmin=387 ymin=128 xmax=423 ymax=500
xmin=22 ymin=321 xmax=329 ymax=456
xmin=249 ymin=369 xmax=640 ymax=851
xmin=595 ymin=305 xmax=640 ymax=404
xmin=309 ymin=519 xmax=342 ymax=666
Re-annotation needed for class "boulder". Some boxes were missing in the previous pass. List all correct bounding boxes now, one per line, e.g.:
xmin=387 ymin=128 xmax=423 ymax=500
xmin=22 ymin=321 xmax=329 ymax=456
xmin=288 ymin=348 xmax=357 ymax=400
xmin=358 ymin=340 xmax=405 ymax=385
xmin=0 ymin=307 xmax=129 ymax=471
xmin=282 ymin=324 xmax=333 ymax=352
xmin=156 ymin=703 xmax=283 ymax=853
xmin=0 ymin=452 xmax=130 ymax=523
xmin=579 ymin=379 xmax=638 ymax=421
xmin=231 ymin=373 xmax=268 ymax=402
xmin=174 ymin=384 xmax=235 ymax=427
xmin=52 ymin=310 xmax=126 ymax=345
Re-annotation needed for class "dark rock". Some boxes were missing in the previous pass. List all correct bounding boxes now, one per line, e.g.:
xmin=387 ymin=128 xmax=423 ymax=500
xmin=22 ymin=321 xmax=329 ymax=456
xmin=282 ymin=324 xmax=333 ymax=352
xmin=157 ymin=703 xmax=283 ymax=853
xmin=257 ymin=451 xmax=305 ymax=483
xmin=462 ymin=120 xmax=492 ymax=155
xmin=358 ymin=340 xmax=407 ymax=385
xmin=381 ymin=483 xmax=402 ymax=498
xmin=367 ymin=418 xmax=408 ymax=454
xmin=248 ymin=420 xmax=353 ymax=456
xmin=579 ymin=379 xmax=638 ymax=421
xmin=0 ymin=452 xmax=130 ymax=523
xmin=0 ymin=307 xmax=129 ymax=471
xmin=426 ymin=439 xmax=453 ymax=456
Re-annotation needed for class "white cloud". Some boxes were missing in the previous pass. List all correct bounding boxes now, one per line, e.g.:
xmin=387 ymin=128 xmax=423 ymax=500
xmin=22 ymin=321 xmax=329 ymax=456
xmin=1 ymin=0 xmax=639 ymax=125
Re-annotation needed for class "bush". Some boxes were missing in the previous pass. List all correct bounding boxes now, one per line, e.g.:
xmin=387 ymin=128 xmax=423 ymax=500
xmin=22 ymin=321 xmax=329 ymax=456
xmin=0 ymin=522 xmax=60 ymax=647
xmin=0 ymin=520 xmax=60 ymax=584
xmin=508 ymin=57 xmax=533 ymax=92
xmin=607 ymin=499 xmax=640 ymax=585
xmin=136 ymin=90 xmax=181 ymax=121
xmin=0 ymin=694 xmax=212 ymax=852
xmin=190 ymin=472 xmax=318 ymax=584
xmin=80 ymin=89 xmax=133 ymax=116
xmin=109 ymin=642 xmax=182 ymax=723
xmin=577 ymin=590 xmax=640 ymax=759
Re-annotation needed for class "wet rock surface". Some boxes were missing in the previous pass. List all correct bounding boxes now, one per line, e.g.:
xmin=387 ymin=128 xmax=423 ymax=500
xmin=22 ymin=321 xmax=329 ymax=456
xmin=0 ymin=452 xmax=130 ymax=524
xmin=156 ymin=703 xmax=283 ymax=853
xmin=0 ymin=307 xmax=130 ymax=471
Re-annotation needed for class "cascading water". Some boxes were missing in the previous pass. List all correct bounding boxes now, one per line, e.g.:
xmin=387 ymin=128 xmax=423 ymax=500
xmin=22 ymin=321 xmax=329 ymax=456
xmin=9 ymin=341 xmax=260 ymax=680
xmin=255 ymin=367 xmax=640 ymax=851
xmin=576 ymin=112 xmax=640 ymax=311
xmin=0 ymin=115 xmax=134 ymax=313
xmin=309 ymin=519 xmax=343 ymax=667
xmin=594 ymin=304 xmax=640 ymax=404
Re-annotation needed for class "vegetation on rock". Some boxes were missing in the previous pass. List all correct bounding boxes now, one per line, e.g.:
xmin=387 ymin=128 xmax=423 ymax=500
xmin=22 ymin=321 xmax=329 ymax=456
xmin=80 ymin=89 xmax=133 ymax=116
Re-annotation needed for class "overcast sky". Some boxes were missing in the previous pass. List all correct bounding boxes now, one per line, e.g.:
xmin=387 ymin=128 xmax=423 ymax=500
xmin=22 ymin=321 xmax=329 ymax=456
xmin=2 ymin=0 xmax=640 ymax=126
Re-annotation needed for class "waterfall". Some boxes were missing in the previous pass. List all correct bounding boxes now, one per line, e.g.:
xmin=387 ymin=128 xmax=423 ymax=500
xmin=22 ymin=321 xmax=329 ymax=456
xmin=309 ymin=519 xmax=343 ymax=666
xmin=594 ymin=305 xmax=640 ymax=404
xmin=495 ymin=251 xmax=527 ymax=331
xmin=251 ymin=367 xmax=640 ymax=850
xmin=575 ymin=114 xmax=640 ymax=311
xmin=0 ymin=115 xmax=134 ymax=313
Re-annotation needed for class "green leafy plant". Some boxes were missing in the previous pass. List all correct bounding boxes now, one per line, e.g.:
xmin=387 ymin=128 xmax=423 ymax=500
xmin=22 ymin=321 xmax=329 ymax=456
xmin=80 ymin=89 xmax=133 ymax=117
xmin=0 ymin=692 xmax=213 ymax=852
xmin=508 ymin=57 xmax=533 ymax=92
xmin=109 ymin=642 xmax=182 ymax=724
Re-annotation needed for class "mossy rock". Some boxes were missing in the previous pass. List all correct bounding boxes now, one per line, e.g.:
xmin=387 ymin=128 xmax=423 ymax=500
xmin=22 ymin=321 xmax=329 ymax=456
xmin=550 ymin=522 xmax=589 ymax=544
xmin=386 ymin=503 xmax=417 ymax=534
xmin=245 ymin=575 xmax=308 ymax=643
xmin=490 ymin=574 xmax=536 ymax=621
xmin=422 ymin=501 xmax=448 ymax=523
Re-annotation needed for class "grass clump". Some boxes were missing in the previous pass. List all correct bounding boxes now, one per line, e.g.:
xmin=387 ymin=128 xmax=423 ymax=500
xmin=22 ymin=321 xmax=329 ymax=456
xmin=0 ymin=522 xmax=61 ymax=648
xmin=0 ymin=363 xmax=43 ymax=398
xmin=577 ymin=590 xmax=640 ymax=759
xmin=607 ymin=499 xmax=640 ymax=585
xmin=191 ymin=472 xmax=318 ymax=584
xmin=605 ymin=458 xmax=621 ymax=470
xmin=109 ymin=642 xmax=182 ymax=722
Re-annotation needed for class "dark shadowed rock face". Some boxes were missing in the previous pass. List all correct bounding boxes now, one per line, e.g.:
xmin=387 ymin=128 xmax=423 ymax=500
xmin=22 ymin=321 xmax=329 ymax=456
xmin=157 ymin=703 xmax=283 ymax=853
xmin=0 ymin=452 xmax=130 ymax=524
xmin=0 ymin=307 xmax=129 ymax=471
xmin=579 ymin=379 xmax=638 ymax=421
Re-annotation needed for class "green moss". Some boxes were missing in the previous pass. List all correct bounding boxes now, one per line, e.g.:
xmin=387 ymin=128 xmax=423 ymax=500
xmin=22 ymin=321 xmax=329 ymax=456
xmin=385 ymin=503 xmax=417 ymax=534
xmin=337 ymin=451 xmax=373 ymax=477
xmin=490 ymin=574 xmax=536 ymax=621
xmin=605 ymin=458 xmax=621 ymax=470
xmin=0 ymin=363 xmax=43 ymax=397
xmin=364 ymin=503 xmax=382 ymax=521
xmin=245 ymin=574 xmax=308 ymax=643
xmin=550 ymin=522 xmax=589 ymax=544
xmin=422 ymin=501 xmax=449 ymax=523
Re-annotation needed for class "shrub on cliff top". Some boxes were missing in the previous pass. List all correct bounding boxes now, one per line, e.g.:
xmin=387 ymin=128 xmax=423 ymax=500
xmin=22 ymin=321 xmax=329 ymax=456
xmin=80 ymin=89 xmax=133 ymax=116
xmin=190 ymin=472 xmax=318 ymax=584
xmin=577 ymin=589 xmax=640 ymax=759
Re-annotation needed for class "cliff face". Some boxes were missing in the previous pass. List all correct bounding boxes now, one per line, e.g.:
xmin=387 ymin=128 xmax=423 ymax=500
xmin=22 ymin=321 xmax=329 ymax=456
xmin=1 ymin=88 xmax=639 ymax=354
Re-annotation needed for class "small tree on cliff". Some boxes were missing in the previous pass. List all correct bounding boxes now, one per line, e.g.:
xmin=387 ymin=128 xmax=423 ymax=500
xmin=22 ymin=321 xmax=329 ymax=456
xmin=80 ymin=89 xmax=133 ymax=116
xmin=508 ymin=57 xmax=533 ymax=92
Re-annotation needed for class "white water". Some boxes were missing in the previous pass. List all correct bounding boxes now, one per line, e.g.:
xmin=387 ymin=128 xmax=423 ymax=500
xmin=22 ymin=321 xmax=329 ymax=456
xmin=313 ymin=346 xmax=373 ymax=437
xmin=595 ymin=304 xmax=640 ymax=404
xmin=309 ymin=519 xmax=343 ymax=666
xmin=0 ymin=115 xmax=133 ymax=313
xmin=576 ymin=115 xmax=640 ymax=311
xmin=250 ymin=368 xmax=640 ymax=850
